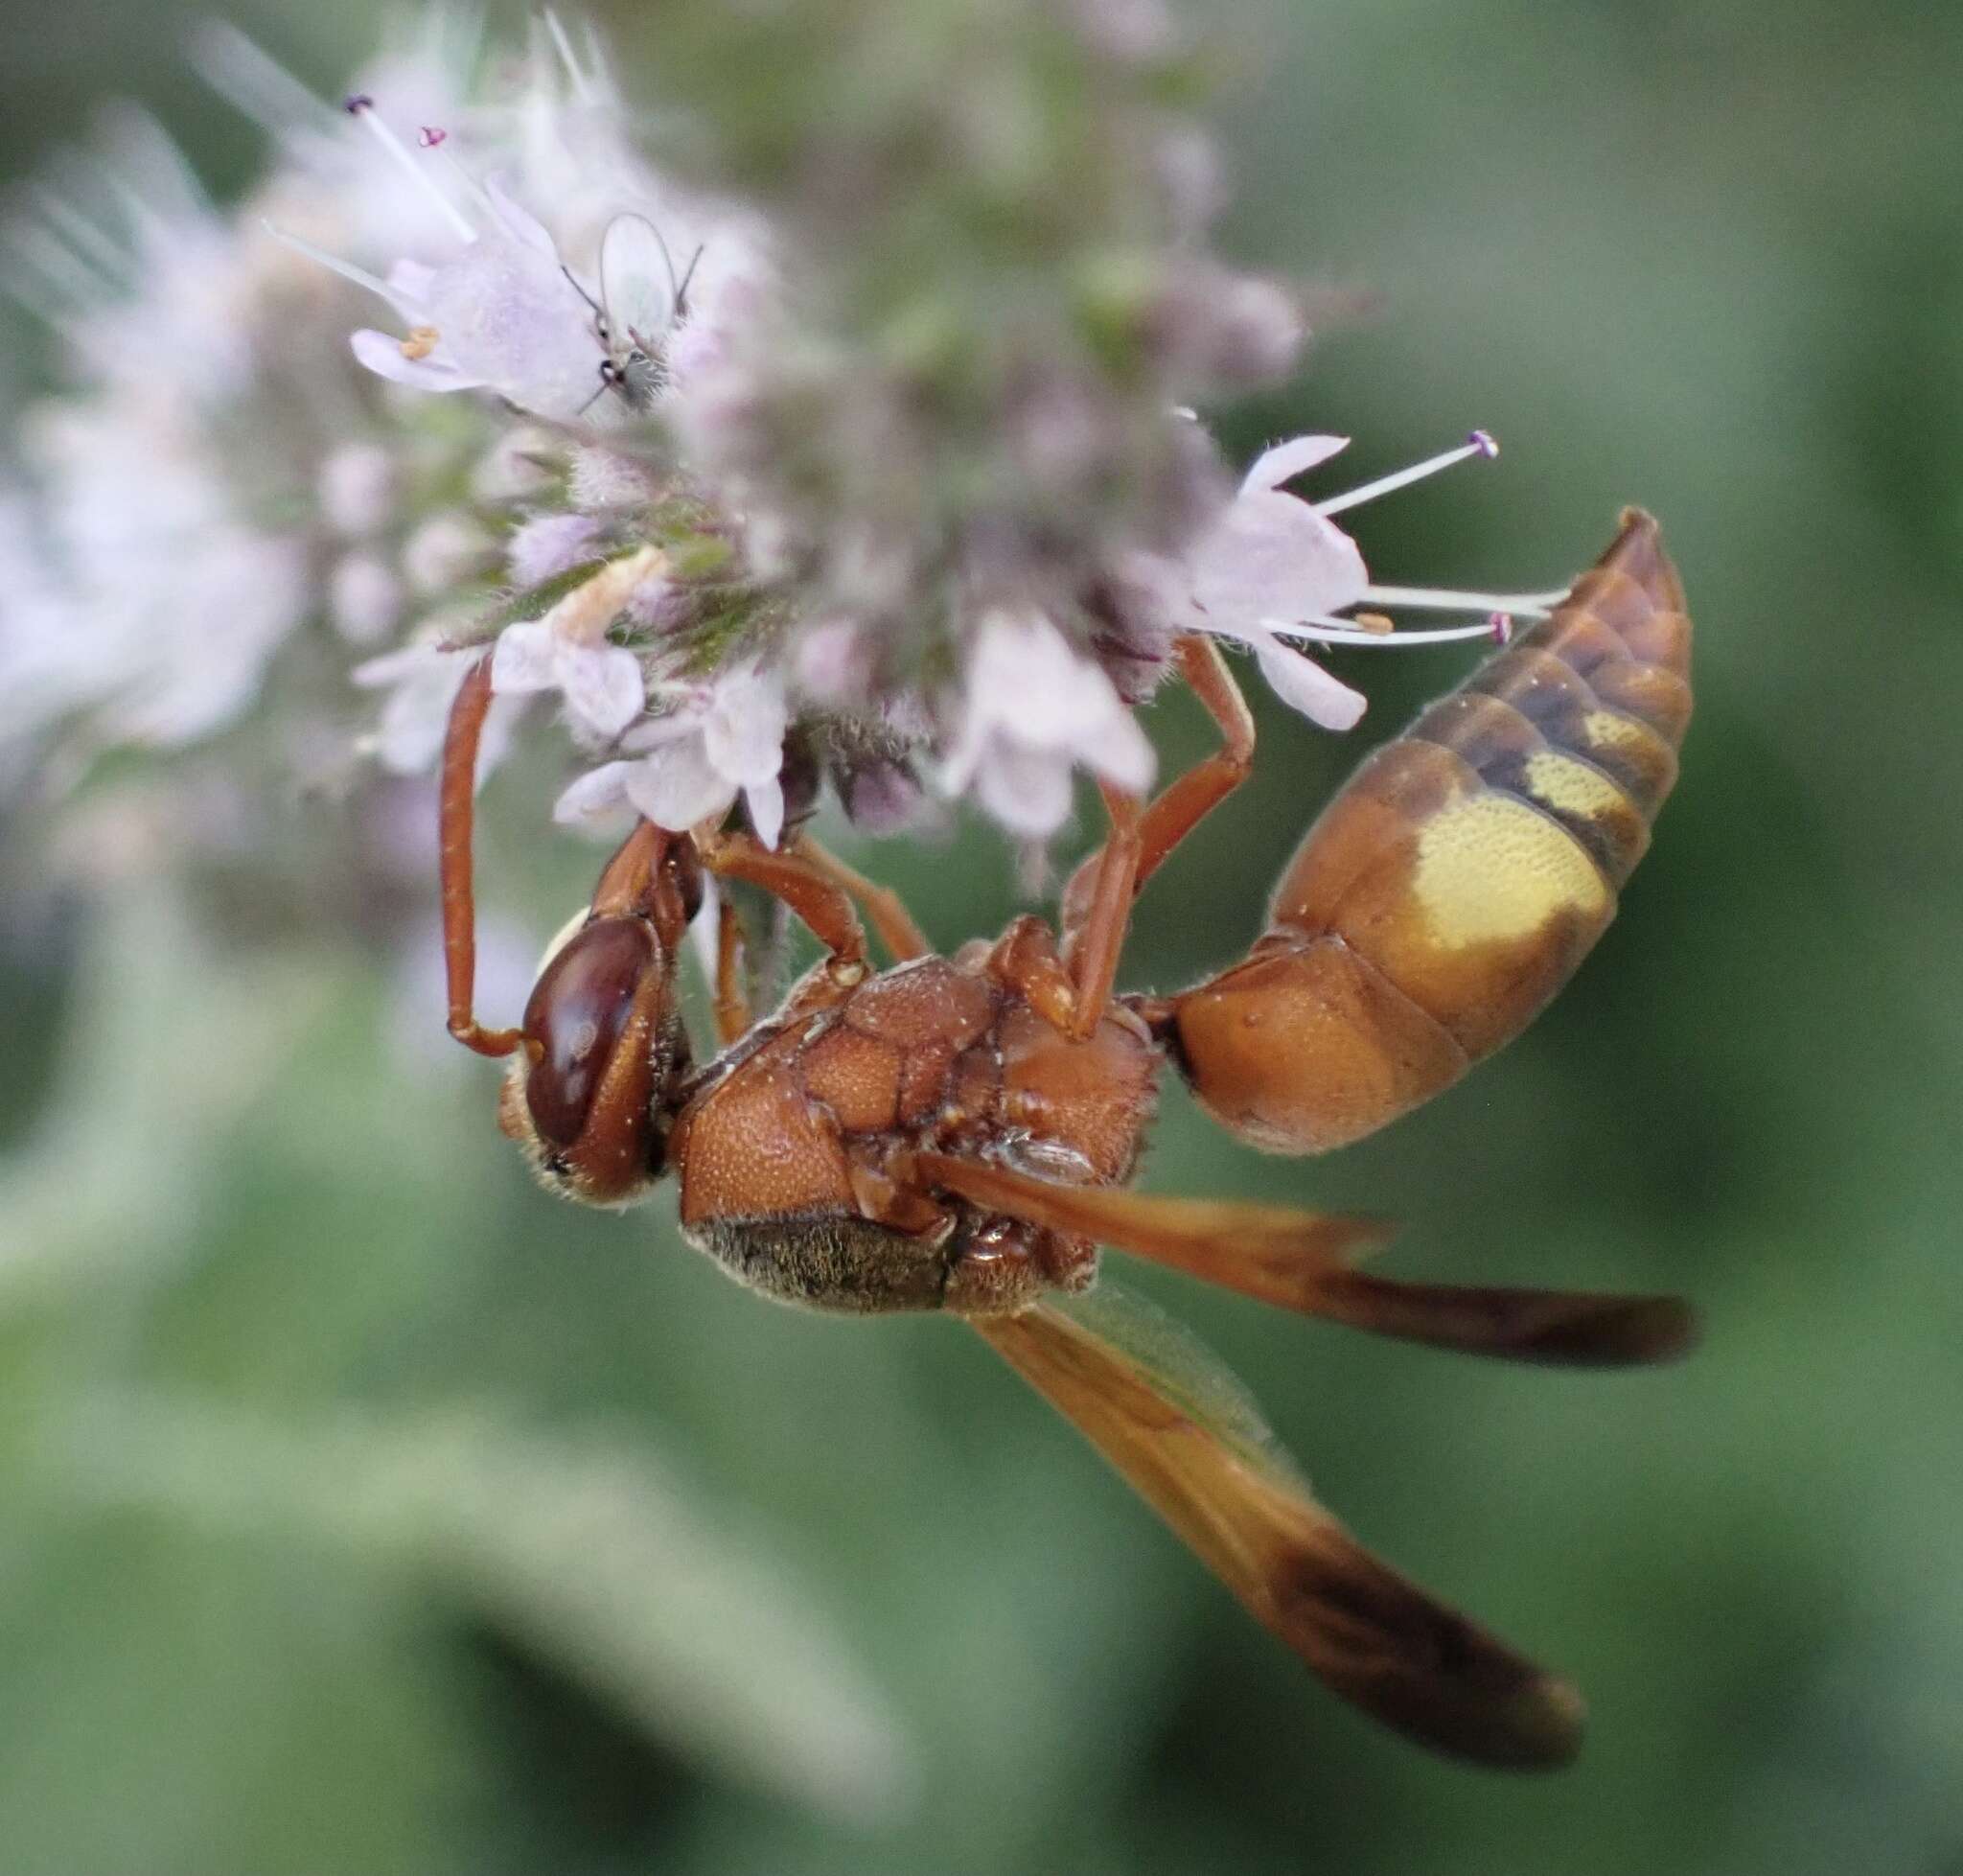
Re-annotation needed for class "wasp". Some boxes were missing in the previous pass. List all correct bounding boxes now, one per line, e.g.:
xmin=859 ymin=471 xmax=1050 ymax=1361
xmin=436 ymin=509 xmax=1694 ymax=1767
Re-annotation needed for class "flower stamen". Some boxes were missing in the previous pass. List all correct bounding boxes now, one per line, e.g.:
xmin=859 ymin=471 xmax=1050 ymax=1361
xmin=262 ymin=220 xmax=396 ymax=302
xmin=1262 ymin=612 xmax=1514 ymax=648
xmin=1361 ymin=582 xmax=1569 ymax=617
xmin=342 ymin=95 xmax=474 ymax=243
xmin=543 ymin=11 xmax=598 ymax=103
xmin=1313 ymin=428 xmax=1499 ymax=519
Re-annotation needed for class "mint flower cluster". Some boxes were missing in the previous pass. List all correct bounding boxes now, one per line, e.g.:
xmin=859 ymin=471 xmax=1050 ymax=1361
xmin=1 ymin=6 xmax=1553 ymax=855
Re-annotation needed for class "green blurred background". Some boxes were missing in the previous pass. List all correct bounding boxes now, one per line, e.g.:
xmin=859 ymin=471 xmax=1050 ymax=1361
xmin=4 ymin=1 xmax=1961 ymax=1871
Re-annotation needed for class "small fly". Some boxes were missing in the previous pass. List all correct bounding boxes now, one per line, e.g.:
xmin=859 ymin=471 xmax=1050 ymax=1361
xmin=569 ymin=213 xmax=703 ymax=415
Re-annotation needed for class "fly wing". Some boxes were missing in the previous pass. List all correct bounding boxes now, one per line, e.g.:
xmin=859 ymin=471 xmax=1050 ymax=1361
xmin=974 ymin=1284 xmax=1586 ymax=1768
xmin=598 ymin=212 xmax=680 ymax=347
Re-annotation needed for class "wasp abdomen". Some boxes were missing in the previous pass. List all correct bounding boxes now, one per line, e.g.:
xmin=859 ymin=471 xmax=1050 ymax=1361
xmin=1170 ymin=510 xmax=1691 ymax=1153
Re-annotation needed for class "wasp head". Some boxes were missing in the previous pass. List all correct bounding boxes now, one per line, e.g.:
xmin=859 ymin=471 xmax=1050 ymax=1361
xmin=497 ymin=831 xmax=701 ymax=1207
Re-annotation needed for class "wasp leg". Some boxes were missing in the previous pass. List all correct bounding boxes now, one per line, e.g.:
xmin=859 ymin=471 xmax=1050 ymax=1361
xmin=983 ymin=915 xmax=1079 ymax=1033
xmin=589 ymin=820 xmax=701 ymax=947
xmin=1134 ymin=634 xmax=1258 ymax=893
xmin=439 ymin=654 xmax=525 ymax=1058
xmin=712 ymin=895 xmax=753 ymax=1046
xmin=793 ymin=835 xmax=931 ymax=963
xmin=1058 ymin=637 xmax=1256 ymax=1038
xmin=693 ymin=827 xmax=870 ymax=980
xmin=940 ymin=1216 xmax=1089 ymax=1317
xmin=1057 ymin=782 xmax=1144 ymax=1041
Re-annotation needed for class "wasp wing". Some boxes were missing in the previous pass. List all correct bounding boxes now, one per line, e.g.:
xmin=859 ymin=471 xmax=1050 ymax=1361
xmin=975 ymin=1284 xmax=1584 ymax=1767
xmin=599 ymin=212 xmax=681 ymax=346
xmin=917 ymin=1151 xmax=1693 ymax=1367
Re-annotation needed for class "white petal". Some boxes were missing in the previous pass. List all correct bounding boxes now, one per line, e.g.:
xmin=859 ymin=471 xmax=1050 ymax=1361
xmin=350 ymin=328 xmax=482 ymax=393
xmin=1242 ymin=434 xmax=1349 ymax=493
xmin=553 ymin=759 xmax=636 ymax=825
xmin=964 ymin=609 xmax=1103 ymax=750
xmin=387 ymin=259 xmax=439 ymax=303
xmin=506 ymin=512 xmax=601 ymax=589
xmin=701 ymin=665 xmax=787 ymax=787
xmin=745 ymin=777 xmax=786 ymax=850
xmin=417 ymin=235 xmax=603 ymax=419
xmin=350 ymin=643 xmax=437 ymax=689
xmin=317 ymin=443 xmax=395 ymax=537
xmin=484 ymin=174 xmax=561 ymax=257
xmin=328 ymin=555 xmax=402 ymax=645
xmin=973 ymin=742 xmax=1075 ymax=839
xmin=560 ymin=643 xmax=646 ymax=739
xmin=372 ymin=667 xmax=464 ymax=773
xmin=1188 ymin=491 xmax=1370 ymax=626
xmin=622 ymin=706 xmax=709 ymax=753
xmin=404 ymin=514 xmax=496 ymax=595
xmin=1244 ymin=625 xmax=1368 ymax=731
xmin=793 ymin=616 xmax=870 ymax=704
xmin=936 ymin=713 xmax=986 ymax=797
xmin=489 ymin=621 xmax=559 ymax=694
xmin=624 ymin=738 xmax=738 ymax=832
xmin=1075 ymin=701 xmax=1157 ymax=795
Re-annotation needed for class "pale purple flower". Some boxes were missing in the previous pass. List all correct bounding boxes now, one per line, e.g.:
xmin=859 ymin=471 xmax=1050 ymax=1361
xmin=566 ymin=444 xmax=662 ymax=514
xmin=472 ymin=426 xmax=561 ymax=503
xmin=195 ymin=12 xmax=478 ymax=261
xmin=939 ymin=608 xmax=1154 ymax=838
xmin=402 ymin=511 xmax=497 ymax=595
xmin=1173 ymin=434 xmax=1370 ymax=730
xmin=793 ymin=618 xmax=875 ymax=706
xmin=489 ymin=546 xmax=661 ymax=740
xmin=555 ymin=660 xmax=789 ymax=848
xmin=5 ymin=107 xmax=256 ymax=405
xmin=353 ymin=637 xmax=519 ymax=776
xmin=275 ymin=102 xmax=606 ymax=423
xmin=842 ymin=759 xmax=927 ymax=836
xmin=506 ymin=513 xmax=603 ymax=589
xmin=317 ymin=443 xmax=397 ymax=538
xmin=329 ymin=554 xmax=404 ymax=645
xmin=5 ymin=401 xmax=310 ymax=752
xmin=491 ymin=625 xmax=642 ymax=741
xmin=1169 ymin=429 xmax=1539 ymax=732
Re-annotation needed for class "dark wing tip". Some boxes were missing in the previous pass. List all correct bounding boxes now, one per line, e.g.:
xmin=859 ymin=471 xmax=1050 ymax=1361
xmin=1314 ymin=1272 xmax=1699 ymax=1369
xmin=1511 ymin=1292 xmax=1701 ymax=1368
xmin=1273 ymin=1531 xmax=1588 ymax=1770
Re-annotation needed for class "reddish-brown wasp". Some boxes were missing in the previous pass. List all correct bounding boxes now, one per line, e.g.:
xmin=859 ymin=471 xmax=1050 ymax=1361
xmin=437 ymin=509 xmax=1693 ymax=1768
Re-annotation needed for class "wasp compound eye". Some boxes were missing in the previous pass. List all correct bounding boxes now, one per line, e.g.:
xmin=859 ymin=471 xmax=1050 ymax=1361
xmin=520 ymin=916 xmax=657 ymax=1149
